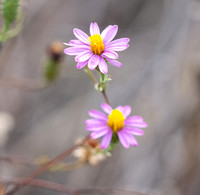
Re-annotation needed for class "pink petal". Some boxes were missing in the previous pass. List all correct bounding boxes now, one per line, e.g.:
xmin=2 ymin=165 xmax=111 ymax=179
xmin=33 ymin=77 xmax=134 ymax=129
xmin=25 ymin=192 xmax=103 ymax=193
xmin=64 ymin=39 xmax=84 ymax=46
xmin=106 ymin=38 xmax=130 ymax=51
xmin=98 ymin=57 xmax=108 ymax=74
xmin=73 ymin=28 xmax=90 ymax=45
xmin=107 ymin=38 xmax=130 ymax=47
xmin=75 ymin=51 xmax=93 ymax=62
xmin=107 ymin=59 xmax=122 ymax=67
xmin=64 ymin=46 xmax=90 ymax=56
xmin=102 ymin=25 xmax=118 ymax=44
xmin=116 ymin=105 xmax=131 ymax=118
xmin=101 ymin=130 xmax=113 ymax=149
xmin=116 ymin=106 xmax=124 ymax=113
xmin=90 ymin=129 xmax=109 ymax=139
xmin=86 ymin=124 xmax=109 ymax=131
xmin=64 ymin=47 xmax=85 ymax=56
xmin=122 ymin=131 xmax=138 ymax=146
xmin=88 ymin=54 xmax=99 ymax=70
xmin=63 ymin=42 xmax=71 ymax=46
xmin=117 ymin=131 xmax=129 ymax=148
xmin=101 ymin=25 xmax=112 ymax=39
xmin=123 ymin=126 xmax=144 ymax=136
xmin=69 ymin=39 xmax=83 ymax=45
xmin=101 ymin=50 xmax=118 ymax=59
xmin=101 ymin=103 xmax=112 ymax=115
xmin=76 ymin=61 xmax=88 ymax=69
xmin=123 ymin=106 xmax=132 ymax=117
xmin=88 ymin=109 xmax=107 ymax=120
xmin=90 ymin=22 xmax=100 ymax=36
xmin=85 ymin=119 xmax=106 ymax=126
xmin=106 ymin=44 xmax=129 ymax=51
xmin=125 ymin=121 xmax=148 ymax=128
xmin=126 ymin=116 xmax=144 ymax=123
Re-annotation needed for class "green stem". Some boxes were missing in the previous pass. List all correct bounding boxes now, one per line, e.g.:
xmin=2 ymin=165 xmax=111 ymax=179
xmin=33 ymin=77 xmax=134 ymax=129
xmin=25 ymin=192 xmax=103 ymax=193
xmin=102 ymin=89 xmax=110 ymax=105
xmin=0 ymin=24 xmax=9 ymax=42
xmin=84 ymin=67 xmax=98 ymax=84
xmin=5 ymin=8 xmax=24 ymax=40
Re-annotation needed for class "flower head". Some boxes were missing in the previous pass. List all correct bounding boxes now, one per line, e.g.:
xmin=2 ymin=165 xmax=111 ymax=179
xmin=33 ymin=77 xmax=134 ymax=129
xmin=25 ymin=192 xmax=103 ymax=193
xmin=63 ymin=22 xmax=130 ymax=74
xmin=85 ymin=103 xmax=147 ymax=149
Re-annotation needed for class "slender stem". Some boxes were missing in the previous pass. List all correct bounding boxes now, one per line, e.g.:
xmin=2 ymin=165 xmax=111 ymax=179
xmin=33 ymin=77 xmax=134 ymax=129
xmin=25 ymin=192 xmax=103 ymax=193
xmin=0 ymin=176 xmax=77 ymax=195
xmin=16 ymin=136 xmax=89 ymax=194
xmin=85 ymin=68 xmax=111 ymax=105
xmin=84 ymin=68 xmax=98 ymax=84
xmin=102 ymin=90 xmax=110 ymax=105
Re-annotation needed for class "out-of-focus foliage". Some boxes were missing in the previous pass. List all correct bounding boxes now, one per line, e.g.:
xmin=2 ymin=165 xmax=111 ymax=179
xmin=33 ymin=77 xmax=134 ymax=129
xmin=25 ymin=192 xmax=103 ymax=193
xmin=44 ymin=42 xmax=64 ymax=82
xmin=0 ymin=0 xmax=22 ymax=43
xmin=2 ymin=0 xmax=19 ymax=30
xmin=44 ymin=59 xmax=60 ymax=82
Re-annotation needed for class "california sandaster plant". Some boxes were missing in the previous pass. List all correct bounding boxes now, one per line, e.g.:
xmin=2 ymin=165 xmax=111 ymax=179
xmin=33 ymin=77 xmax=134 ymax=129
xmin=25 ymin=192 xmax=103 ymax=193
xmin=0 ymin=20 xmax=148 ymax=194
xmin=64 ymin=22 xmax=147 ymax=152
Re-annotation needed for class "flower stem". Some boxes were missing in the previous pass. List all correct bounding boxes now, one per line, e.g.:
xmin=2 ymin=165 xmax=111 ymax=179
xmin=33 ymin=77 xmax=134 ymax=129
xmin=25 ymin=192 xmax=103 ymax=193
xmin=102 ymin=89 xmax=110 ymax=105
xmin=84 ymin=67 xmax=111 ymax=105
xmin=84 ymin=68 xmax=98 ymax=85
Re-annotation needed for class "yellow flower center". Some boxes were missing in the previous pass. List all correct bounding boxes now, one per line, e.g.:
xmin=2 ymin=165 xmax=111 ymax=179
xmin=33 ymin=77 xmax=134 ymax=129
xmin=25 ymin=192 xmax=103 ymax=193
xmin=89 ymin=34 xmax=104 ymax=55
xmin=107 ymin=109 xmax=125 ymax=133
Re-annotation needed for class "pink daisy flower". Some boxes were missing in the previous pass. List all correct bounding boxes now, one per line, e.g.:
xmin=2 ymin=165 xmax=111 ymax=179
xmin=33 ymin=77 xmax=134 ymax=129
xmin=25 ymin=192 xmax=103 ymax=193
xmin=63 ymin=22 xmax=130 ymax=74
xmin=85 ymin=103 xmax=147 ymax=149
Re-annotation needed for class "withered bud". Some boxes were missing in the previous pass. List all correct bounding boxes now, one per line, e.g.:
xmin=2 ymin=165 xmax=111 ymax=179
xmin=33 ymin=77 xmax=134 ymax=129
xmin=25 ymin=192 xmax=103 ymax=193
xmin=85 ymin=139 xmax=99 ymax=149
xmin=47 ymin=41 xmax=64 ymax=62
xmin=73 ymin=137 xmax=110 ymax=166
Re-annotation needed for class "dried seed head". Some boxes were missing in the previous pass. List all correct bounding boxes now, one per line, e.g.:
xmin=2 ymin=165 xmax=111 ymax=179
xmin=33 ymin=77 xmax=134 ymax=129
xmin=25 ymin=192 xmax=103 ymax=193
xmin=73 ymin=137 xmax=110 ymax=166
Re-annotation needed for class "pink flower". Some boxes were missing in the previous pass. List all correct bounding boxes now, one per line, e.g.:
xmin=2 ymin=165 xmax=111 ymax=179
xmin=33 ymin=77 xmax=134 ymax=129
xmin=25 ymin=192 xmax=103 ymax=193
xmin=63 ymin=22 xmax=130 ymax=74
xmin=85 ymin=103 xmax=147 ymax=149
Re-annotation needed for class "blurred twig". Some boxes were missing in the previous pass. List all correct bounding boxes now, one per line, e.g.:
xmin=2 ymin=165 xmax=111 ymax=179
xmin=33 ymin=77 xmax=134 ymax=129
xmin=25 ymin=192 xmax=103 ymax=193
xmin=0 ymin=176 xmax=77 ymax=195
xmin=12 ymin=136 xmax=90 ymax=194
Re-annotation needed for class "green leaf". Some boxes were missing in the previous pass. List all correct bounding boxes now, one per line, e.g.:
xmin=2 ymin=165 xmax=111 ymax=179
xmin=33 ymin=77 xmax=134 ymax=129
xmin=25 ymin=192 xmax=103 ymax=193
xmin=44 ymin=59 xmax=59 ymax=82
xmin=2 ymin=0 xmax=19 ymax=30
xmin=98 ymin=73 xmax=111 ymax=92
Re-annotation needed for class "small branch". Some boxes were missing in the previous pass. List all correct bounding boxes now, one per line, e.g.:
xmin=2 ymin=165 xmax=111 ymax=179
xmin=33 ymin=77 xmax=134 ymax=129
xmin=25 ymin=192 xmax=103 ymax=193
xmin=16 ymin=136 xmax=90 ymax=194
xmin=84 ymin=68 xmax=111 ymax=105
xmin=0 ymin=176 xmax=77 ymax=195
xmin=84 ymin=68 xmax=98 ymax=85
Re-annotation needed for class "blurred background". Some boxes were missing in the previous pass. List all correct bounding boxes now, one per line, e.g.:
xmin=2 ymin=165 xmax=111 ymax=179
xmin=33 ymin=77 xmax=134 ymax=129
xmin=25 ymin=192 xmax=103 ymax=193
xmin=0 ymin=0 xmax=200 ymax=194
